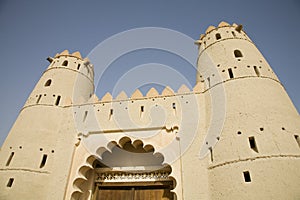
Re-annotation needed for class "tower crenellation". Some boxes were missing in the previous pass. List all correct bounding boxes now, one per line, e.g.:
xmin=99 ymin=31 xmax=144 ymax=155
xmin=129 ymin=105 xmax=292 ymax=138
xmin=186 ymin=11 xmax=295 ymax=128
xmin=195 ymin=21 xmax=279 ymax=90
xmin=24 ymin=50 xmax=94 ymax=108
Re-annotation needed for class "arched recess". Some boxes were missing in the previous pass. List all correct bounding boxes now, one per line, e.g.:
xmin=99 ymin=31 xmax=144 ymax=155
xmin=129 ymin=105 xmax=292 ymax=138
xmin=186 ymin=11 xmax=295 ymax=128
xmin=71 ymin=137 xmax=177 ymax=200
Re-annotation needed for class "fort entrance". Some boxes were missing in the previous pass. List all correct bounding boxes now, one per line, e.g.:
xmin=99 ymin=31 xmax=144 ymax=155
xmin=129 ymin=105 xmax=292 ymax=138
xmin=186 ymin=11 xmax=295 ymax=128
xmin=91 ymin=138 xmax=175 ymax=200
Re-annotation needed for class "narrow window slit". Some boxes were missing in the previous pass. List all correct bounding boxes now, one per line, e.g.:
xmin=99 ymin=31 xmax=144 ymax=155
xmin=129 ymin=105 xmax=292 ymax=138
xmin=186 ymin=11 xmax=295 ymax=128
xmin=77 ymin=64 xmax=81 ymax=70
xmin=243 ymin=171 xmax=251 ymax=182
xmin=216 ymin=33 xmax=221 ymax=40
xmin=36 ymin=94 xmax=42 ymax=104
xmin=254 ymin=66 xmax=260 ymax=76
xmin=6 ymin=178 xmax=14 ymax=187
xmin=109 ymin=109 xmax=113 ymax=120
xmin=83 ymin=111 xmax=88 ymax=122
xmin=294 ymin=135 xmax=300 ymax=148
xmin=228 ymin=68 xmax=234 ymax=79
xmin=232 ymin=31 xmax=236 ymax=37
xmin=207 ymin=77 xmax=211 ymax=87
xmin=39 ymin=154 xmax=48 ymax=168
xmin=141 ymin=106 xmax=144 ymax=112
xmin=55 ymin=95 xmax=61 ymax=106
xmin=249 ymin=136 xmax=259 ymax=153
xmin=209 ymin=147 xmax=213 ymax=162
xmin=6 ymin=152 xmax=14 ymax=166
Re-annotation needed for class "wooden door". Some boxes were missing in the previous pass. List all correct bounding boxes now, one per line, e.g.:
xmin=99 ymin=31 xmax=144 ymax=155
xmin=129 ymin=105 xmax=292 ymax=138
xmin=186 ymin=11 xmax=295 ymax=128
xmin=97 ymin=184 xmax=172 ymax=200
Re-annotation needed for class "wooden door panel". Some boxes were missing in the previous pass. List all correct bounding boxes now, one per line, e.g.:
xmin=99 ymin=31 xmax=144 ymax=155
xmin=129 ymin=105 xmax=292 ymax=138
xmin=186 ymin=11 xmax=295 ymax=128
xmin=97 ymin=188 xmax=133 ymax=200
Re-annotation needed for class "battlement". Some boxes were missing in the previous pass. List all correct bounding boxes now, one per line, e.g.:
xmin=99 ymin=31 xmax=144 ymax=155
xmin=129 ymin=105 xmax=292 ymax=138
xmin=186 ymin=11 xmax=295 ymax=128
xmin=47 ymin=50 xmax=94 ymax=81
xmin=194 ymin=21 xmax=252 ymax=49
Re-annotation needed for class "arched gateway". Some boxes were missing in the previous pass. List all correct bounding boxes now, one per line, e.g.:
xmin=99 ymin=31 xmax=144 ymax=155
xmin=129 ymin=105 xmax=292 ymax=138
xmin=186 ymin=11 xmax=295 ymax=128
xmin=71 ymin=137 xmax=176 ymax=200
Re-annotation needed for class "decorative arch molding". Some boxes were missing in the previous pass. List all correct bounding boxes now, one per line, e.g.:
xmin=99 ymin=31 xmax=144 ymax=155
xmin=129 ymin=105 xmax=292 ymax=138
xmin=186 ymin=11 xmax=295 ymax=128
xmin=70 ymin=136 xmax=180 ymax=200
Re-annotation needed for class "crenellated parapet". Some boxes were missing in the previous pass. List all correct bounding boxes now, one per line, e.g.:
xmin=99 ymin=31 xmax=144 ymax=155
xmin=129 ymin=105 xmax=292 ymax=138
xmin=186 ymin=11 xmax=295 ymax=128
xmin=194 ymin=21 xmax=251 ymax=50
xmin=48 ymin=50 xmax=94 ymax=81
xmin=73 ymin=83 xmax=203 ymax=137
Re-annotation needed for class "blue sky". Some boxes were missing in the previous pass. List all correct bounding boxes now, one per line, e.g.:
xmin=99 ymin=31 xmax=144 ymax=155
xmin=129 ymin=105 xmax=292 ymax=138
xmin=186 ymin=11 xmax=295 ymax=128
xmin=0 ymin=0 xmax=299 ymax=145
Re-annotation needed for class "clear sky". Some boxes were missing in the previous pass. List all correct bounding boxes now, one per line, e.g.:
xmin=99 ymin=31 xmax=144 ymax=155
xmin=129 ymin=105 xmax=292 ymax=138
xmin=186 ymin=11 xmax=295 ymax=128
xmin=0 ymin=0 xmax=299 ymax=146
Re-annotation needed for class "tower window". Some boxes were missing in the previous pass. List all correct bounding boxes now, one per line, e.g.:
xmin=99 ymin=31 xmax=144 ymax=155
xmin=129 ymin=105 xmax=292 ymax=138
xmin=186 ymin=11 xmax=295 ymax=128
xmin=228 ymin=68 xmax=234 ymax=79
xmin=232 ymin=31 xmax=236 ymax=37
xmin=44 ymin=79 xmax=52 ymax=87
xmin=6 ymin=152 xmax=14 ymax=166
xmin=36 ymin=94 xmax=42 ymax=104
xmin=39 ymin=154 xmax=48 ymax=168
xmin=83 ymin=111 xmax=88 ymax=122
xmin=234 ymin=50 xmax=243 ymax=58
xmin=216 ymin=33 xmax=221 ymax=40
xmin=207 ymin=77 xmax=211 ymax=87
xmin=55 ymin=95 xmax=61 ymax=106
xmin=77 ymin=64 xmax=81 ymax=70
xmin=140 ymin=106 xmax=144 ymax=112
xmin=243 ymin=171 xmax=251 ymax=182
xmin=209 ymin=147 xmax=213 ymax=162
xmin=62 ymin=60 xmax=68 ymax=66
xmin=253 ymin=66 xmax=260 ymax=76
xmin=6 ymin=178 xmax=14 ymax=187
xmin=249 ymin=136 xmax=259 ymax=153
xmin=294 ymin=135 xmax=300 ymax=148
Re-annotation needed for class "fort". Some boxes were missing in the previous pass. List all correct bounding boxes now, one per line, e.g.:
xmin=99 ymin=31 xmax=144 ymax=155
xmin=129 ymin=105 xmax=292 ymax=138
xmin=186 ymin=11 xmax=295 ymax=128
xmin=0 ymin=21 xmax=299 ymax=199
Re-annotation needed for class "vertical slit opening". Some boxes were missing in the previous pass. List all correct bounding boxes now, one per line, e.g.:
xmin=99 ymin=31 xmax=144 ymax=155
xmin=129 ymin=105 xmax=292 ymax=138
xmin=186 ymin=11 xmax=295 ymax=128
xmin=254 ymin=66 xmax=260 ymax=76
xmin=207 ymin=77 xmax=211 ymax=87
xmin=77 ymin=64 xmax=81 ymax=70
xmin=109 ymin=109 xmax=113 ymax=120
xmin=6 ymin=178 xmax=14 ymax=187
xmin=55 ymin=95 xmax=61 ymax=106
xmin=36 ymin=94 xmax=42 ymax=104
xmin=232 ymin=31 xmax=236 ymax=37
xmin=243 ymin=171 xmax=251 ymax=182
xmin=249 ymin=136 xmax=258 ymax=153
xmin=39 ymin=154 xmax=47 ymax=168
xmin=294 ymin=135 xmax=300 ymax=148
xmin=209 ymin=147 xmax=213 ymax=162
xmin=228 ymin=68 xmax=234 ymax=79
xmin=140 ymin=106 xmax=144 ymax=112
xmin=83 ymin=111 xmax=88 ymax=122
xmin=6 ymin=152 xmax=14 ymax=166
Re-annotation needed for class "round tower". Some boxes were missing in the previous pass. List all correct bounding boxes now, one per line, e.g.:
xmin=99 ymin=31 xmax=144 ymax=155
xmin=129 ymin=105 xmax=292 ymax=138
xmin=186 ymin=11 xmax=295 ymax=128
xmin=25 ymin=50 xmax=94 ymax=107
xmin=195 ymin=22 xmax=300 ymax=199
xmin=0 ymin=50 xmax=94 ymax=199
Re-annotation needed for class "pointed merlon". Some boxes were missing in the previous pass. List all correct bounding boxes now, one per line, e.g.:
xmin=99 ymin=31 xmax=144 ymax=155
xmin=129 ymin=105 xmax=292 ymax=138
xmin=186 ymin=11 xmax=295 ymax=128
xmin=218 ymin=21 xmax=230 ymax=27
xmin=88 ymin=94 xmax=99 ymax=103
xmin=205 ymin=26 xmax=215 ymax=34
xmin=101 ymin=92 xmax=112 ymax=101
xmin=60 ymin=50 xmax=69 ymax=56
xmin=72 ymin=51 xmax=82 ymax=59
xmin=162 ymin=86 xmax=175 ymax=96
xmin=146 ymin=87 xmax=159 ymax=98
xmin=193 ymin=82 xmax=202 ymax=92
xmin=64 ymin=96 xmax=72 ymax=105
xmin=116 ymin=91 xmax=128 ymax=100
xmin=178 ymin=84 xmax=190 ymax=94
xmin=131 ymin=89 xmax=144 ymax=99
